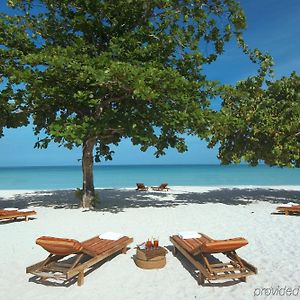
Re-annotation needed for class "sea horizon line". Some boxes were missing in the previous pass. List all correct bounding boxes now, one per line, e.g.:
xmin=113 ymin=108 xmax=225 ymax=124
xmin=0 ymin=163 xmax=264 ymax=169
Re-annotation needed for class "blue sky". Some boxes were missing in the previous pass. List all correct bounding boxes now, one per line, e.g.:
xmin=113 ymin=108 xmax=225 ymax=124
xmin=0 ymin=0 xmax=300 ymax=167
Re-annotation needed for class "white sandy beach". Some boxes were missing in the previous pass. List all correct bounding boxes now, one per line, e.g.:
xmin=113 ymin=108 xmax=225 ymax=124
xmin=0 ymin=186 xmax=300 ymax=300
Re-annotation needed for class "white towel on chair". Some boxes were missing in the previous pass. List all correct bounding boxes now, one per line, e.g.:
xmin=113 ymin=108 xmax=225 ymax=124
xmin=99 ymin=232 xmax=124 ymax=240
xmin=3 ymin=207 xmax=18 ymax=211
xmin=280 ymin=202 xmax=297 ymax=207
xmin=178 ymin=231 xmax=201 ymax=239
xmin=18 ymin=209 xmax=32 ymax=212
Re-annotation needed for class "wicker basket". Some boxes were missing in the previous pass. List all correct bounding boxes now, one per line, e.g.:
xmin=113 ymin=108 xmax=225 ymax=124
xmin=134 ymin=247 xmax=167 ymax=269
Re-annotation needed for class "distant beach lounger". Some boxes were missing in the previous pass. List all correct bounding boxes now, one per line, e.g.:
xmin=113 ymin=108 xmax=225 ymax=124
xmin=136 ymin=183 xmax=149 ymax=191
xmin=276 ymin=204 xmax=300 ymax=215
xmin=0 ymin=209 xmax=36 ymax=222
xmin=170 ymin=232 xmax=257 ymax=285
xmin=26 ymin=234 xmax=133 ymax=286
xmin=151 ymin=183 xmax=169 ymax=191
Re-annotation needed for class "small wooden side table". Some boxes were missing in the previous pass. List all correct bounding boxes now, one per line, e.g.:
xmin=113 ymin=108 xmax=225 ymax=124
xmin=134 ymin=246 xmax=168 ymax=269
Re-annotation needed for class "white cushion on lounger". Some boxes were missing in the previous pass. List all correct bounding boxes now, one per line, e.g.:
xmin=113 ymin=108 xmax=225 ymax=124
xmin=280 ymin=202 xmax=297 ymax=207
xmin=18 ymin=209 xmax=32 ymax=212
xmin=99 ymin=232 xmax=124 ymax=240
xmin=178 ymin=231 xmax=201 ymax=239
xmin=3 ymin=207 xmax=18 ymax=211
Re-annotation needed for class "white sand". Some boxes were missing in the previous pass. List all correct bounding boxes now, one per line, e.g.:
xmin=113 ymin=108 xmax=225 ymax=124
xmin=0 ymin=187 xmax=300 ymax=300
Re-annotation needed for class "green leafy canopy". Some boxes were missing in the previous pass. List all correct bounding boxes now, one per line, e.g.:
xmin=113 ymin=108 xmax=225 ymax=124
xmin=209 ymin=72 xmax=300 ymax=167
xmin=0 ymin=0 xmax=271 ymax=162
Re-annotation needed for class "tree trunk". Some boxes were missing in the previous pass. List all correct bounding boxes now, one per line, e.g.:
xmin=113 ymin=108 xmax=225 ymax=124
xmin=81 ymin=138 xmax=96 ymax=208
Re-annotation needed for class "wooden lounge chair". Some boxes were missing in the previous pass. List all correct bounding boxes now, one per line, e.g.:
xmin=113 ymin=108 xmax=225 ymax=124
xmin=276 ymin=204 xmax=300 ymax=215
xmin=170 ymin=233 xmax=257 ymax=285
xmin=0 ymin=209 xmax=36 ymax=222
xmin=26 ymin=234 xmax=133 ymax=286
xmin=136 ymin=183 xmax=148 ymax=191
xmin=151 ymin=183 xmax=169 ymax=191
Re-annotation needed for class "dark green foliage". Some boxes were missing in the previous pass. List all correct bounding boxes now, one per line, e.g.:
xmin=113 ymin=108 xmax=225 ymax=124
xmin=0 ymin=11 xmax=31 ymax=136
xmin=209 ymin=72 xmax=300 ymax=167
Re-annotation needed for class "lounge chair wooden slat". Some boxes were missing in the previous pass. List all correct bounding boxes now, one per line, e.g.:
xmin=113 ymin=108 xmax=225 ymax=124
xmin=67 ymin=238 xmax=133 ymax=279
xmin=211 ymin=266 xmax=240 ymax=272
xmin=0 ymin=210 xmax=36 ymax=222
xmin=212 ymin=262 xmax=232 ymax=267
xmin=48 ymin=262 xmax=74 ymax=268
xmin=82 ymin=236 xmax=125 ymax=249
xmin=30 ymin=271 xmax=66 ymax=281
xmin=210 ymin=271 xmax=250 ymax=281
xmin=81 ymin=236 xmax=130 ymax=256
xmin=43 ymin=265 xmax=70 ymax=274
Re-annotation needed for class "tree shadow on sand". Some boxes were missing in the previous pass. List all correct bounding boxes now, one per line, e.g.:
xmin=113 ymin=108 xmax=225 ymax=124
xmin=0 ymin=188 xmax=300 ymax=214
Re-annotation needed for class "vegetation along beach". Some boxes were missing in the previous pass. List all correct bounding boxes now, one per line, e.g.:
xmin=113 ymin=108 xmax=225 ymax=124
xmin=0 ymin=0 xmax=299 ymax=299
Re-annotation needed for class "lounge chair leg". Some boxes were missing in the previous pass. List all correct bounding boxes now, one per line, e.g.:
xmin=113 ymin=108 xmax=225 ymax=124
xmin=121 ymin=246 xmax=127 ymax=254
xmin=25 ymin=216 xmax=29 ymax=221
xmin=77 ymin=271 xmax=84 ymax=286
xmin=230 ymin=251 xmax=246 ymax=271
xmin=198 ymin=272 xmax=205 ymax=285
xmin=240 ymin=276 xmax=246 ymax=282
xmin=172 ymin=247 xmax=177 ymax=256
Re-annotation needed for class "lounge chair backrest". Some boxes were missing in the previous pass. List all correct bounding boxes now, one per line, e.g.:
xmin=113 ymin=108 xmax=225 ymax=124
xmin=200 ymin=237 xmax=248 ymax=253
xmin=160 ymin=183 xmax=168 ymax=188
xmin=36 ymin=236 xmax=83 ymax=255
xmin=172 ymin=234 xmax=248 ymax=254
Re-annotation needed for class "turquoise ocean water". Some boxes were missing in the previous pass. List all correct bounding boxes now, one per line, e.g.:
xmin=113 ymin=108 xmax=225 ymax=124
xmin=1 ymin=164 xmax=300 ymax=190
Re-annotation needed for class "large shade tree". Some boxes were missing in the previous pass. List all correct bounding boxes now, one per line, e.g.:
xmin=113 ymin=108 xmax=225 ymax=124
xmin=209 ymin=72 xmax=300 ymax=166
xmin=0 ymin=0 xmax=271 ymax=207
